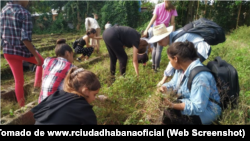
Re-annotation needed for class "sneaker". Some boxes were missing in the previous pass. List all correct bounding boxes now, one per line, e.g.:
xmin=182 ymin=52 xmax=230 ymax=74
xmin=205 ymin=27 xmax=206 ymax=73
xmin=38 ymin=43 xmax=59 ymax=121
xmin=76 ymin=58 xmax=81 ymax=62
xmin=32 ymin=65 xmax=36 ymax=72
xmin=32 ymin=87 xmax=40 ymax=94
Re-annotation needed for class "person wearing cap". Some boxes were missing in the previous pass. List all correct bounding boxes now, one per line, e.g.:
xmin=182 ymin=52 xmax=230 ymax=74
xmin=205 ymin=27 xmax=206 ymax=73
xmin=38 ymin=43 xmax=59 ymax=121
xmin=142 ymin=0 xmax=178 ymax=72
xmin=148 ymin=24 xmax=211 ymax=87
xmin=102 ymin=26 xmax=147 ymax=76
xmin=85 ymin=13 xmax=101 ymax=54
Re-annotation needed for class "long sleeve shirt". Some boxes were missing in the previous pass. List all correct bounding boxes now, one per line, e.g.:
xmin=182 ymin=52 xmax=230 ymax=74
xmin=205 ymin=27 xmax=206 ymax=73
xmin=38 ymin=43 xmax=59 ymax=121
xmin=162 ymin=59 xmax=221 ymax=125
xmin=1 ymin=2 xmax=35 ymax=58
xmin=164 ymin=29 xmax=211 ymax=76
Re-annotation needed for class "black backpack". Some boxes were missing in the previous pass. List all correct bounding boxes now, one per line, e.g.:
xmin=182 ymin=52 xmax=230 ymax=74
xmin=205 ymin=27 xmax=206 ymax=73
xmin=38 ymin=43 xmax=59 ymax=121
xmin=172 ymin=18 xmax=226 ymax=45
xmin=72 ymin=39 xmax=79 ymax=49
xmin=187 ymin=56 xmax=240 ymax=110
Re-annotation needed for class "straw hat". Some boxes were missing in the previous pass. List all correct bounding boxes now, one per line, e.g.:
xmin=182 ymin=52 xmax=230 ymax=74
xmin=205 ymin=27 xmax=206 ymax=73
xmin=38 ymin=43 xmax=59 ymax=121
xmin=148 ymin=24 xmax=173 ymax=43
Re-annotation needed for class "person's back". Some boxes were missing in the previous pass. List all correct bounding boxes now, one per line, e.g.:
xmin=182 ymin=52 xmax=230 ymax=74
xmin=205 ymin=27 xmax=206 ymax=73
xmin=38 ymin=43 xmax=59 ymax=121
xmin=38 ymin=39 xmax=74 ymax=103
xmin=34 ymin=90 xmax=97 ymax=125
xmin=105 ymin=22 xmax=112 ymax=29
xmin=85 ymin=17 xmax=100 ymax=31
xmin=32 ymin=67 xmax=101 ymax=125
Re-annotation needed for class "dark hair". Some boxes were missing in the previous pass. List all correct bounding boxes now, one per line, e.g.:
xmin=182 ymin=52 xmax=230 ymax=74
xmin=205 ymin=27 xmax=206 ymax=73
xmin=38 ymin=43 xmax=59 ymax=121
xmin=86 ymin=28 xmax=96 ymax=36
xmin=167 ymin=40 xmax=198 ymax=62
xmin=63 ymin=67 xmax=101 ymax=97
xmin=55 ymin=39 xmax=73 ymax=57
xmin=138 ymin=39 xmax=148 ymax=54
xmin=165 ymin=1 xmax=175 ymax=11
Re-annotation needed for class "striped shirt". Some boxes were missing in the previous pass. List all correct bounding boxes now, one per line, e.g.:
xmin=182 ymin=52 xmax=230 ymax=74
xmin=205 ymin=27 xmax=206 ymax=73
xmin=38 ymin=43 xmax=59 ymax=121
xmin=38 ymin=57 xmax=75 ymax=103
xmin=1 ymin=2 xmax=35 ymax=58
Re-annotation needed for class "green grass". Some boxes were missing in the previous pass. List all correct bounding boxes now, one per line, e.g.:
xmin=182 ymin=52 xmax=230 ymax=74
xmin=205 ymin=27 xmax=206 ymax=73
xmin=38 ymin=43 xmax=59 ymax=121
xmin=1 ymin=25 xmax=250 ymax=125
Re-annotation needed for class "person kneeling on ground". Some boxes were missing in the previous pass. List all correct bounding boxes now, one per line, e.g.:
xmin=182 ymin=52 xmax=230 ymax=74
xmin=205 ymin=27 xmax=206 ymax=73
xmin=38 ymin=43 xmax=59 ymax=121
xmin=38 ymin=39 xmax=75 ymax=103
xmin=158 ymin=41 xmax=221 ymax=125
xmin=31 ymin=67 xmax=101 ymax=125
xmin=74 ymin=28 xmax=102 ymax=62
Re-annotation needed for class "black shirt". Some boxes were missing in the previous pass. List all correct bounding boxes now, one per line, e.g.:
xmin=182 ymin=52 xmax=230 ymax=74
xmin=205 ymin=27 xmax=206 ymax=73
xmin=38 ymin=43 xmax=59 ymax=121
xmin=78 ymin=38 xmax=86 ymax=47
xmin=31 ymin=90 xmax=97 ymax=125
xmin=114 ymin=26 xmax=141 ymax=49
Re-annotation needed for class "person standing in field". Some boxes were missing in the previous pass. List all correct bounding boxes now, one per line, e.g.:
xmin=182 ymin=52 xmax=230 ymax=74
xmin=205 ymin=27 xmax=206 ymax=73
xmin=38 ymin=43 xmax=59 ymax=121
xmin=1 ymin=1 xmax=44 ymax=107
xmin=85 ymin=13 xmax=101 ymax=54
xmin=142 ymin=0 xmax=178 ymax=72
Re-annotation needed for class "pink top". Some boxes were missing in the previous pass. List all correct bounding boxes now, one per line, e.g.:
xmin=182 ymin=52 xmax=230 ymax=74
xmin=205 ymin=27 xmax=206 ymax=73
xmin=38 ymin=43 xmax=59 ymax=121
xmin=153 ymin=2 xmax=178 ymax=27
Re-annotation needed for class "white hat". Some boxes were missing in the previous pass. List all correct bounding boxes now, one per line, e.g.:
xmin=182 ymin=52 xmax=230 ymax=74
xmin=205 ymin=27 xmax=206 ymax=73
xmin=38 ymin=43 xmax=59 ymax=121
xmin=148 ymin=24 xmax=173 ymax=43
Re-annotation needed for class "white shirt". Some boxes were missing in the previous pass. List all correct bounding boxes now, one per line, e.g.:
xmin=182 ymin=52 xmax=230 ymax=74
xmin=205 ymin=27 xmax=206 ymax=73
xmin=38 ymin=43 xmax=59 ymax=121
xmin=85 ymin=17 xmax=100 ymax=31
xmin=105 ymin=23 xmax=112 ymax=29
xmin=164 ymin=29 xmax=211 ymax=77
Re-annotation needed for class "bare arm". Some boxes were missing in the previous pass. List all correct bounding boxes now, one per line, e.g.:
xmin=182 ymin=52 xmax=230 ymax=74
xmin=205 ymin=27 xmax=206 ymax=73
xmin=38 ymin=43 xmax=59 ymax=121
xmin=23 ymin=40 xmax=42 ymax=66
xmin=170 ymin=16 xmax=176 ymax=31
xmin=133 ymin=46 xmax=139 ymax=76
xmin=83 ymin=36 xmax=93 ymax=48
xmin=143 ymin=14 xmax=157 ymax=37
xmin=93 ymin=36 xmax=103 ymax=40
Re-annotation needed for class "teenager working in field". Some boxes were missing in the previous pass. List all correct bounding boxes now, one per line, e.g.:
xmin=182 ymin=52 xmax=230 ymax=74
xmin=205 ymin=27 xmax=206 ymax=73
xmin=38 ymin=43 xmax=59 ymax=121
xmin=142 ymin=0 xmax=178 ymax=72
xmin=158 ymin=41 xmax=221 ymax=125
xmin=148 ymin=24 xmax=211 ymax=87
xmin=74 ymin=28 xmax=102 ymax=62
xmin=102 ymin=25 xmax=148 ymax=76
xmin=31 ymin=67 xmax=101 ymax=125
xmin=85 ymin=13 xmax=101 ymax=54
xmin=38 ymin=39 xmax=75 ymax=103
xmin=1 ymin=1 xmax=44 ymax=107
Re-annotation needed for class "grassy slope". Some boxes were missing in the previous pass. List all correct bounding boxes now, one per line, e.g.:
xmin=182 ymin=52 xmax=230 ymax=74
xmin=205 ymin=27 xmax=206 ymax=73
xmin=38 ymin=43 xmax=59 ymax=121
xmin=1 ymin=26 xmax=249 ymax=125
xmin=93 ymin=25 xmax=250 ymax=125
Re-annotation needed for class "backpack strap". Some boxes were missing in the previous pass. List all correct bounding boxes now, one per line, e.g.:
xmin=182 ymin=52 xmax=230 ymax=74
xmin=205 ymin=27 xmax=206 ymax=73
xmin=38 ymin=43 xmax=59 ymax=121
xmin=187 ymin=66 xmax=222 ymax=108
xmin=172 ymin=30 xmax=186 ymax=43
xmin=172 ymin=22 xmax=193 ymax=42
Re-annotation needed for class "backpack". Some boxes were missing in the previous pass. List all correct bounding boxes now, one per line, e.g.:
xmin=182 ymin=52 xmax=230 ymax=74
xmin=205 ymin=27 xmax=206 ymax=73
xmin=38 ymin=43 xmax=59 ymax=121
xmin=187 ymin=56 xmax=240 ymax=110
xmin=72 ymin=39 xmax=79 ymax=49
xmin=172 ymin=18 xmax=226 ymax=45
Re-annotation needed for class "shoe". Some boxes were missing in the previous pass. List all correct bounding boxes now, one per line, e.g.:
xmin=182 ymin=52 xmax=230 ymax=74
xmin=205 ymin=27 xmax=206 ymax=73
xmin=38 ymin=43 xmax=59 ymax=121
xmin=152 ymin=65 xmax=155 ymax=70
xmin=154 ymin=68 xmax=159 ymax=73
xmin=32 ymin=65 xmax=36 ymax=72
xmin=76 ymin=58 xmax=81 ymax=62
xmin=32 ymin=87 xmax=40 ymax=94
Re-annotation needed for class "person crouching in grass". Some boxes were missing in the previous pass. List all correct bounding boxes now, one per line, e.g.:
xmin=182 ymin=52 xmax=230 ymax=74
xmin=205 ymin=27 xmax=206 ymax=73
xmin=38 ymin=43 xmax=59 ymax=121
xmin=38 ymin=39 xmax=75 ymax=103
xmin=31 ymin=67 xmax=101 ymax=125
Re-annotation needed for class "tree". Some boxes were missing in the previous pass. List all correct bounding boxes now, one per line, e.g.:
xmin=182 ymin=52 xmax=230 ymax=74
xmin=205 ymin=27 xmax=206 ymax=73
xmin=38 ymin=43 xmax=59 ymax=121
xmin=101 ymin=1 xmax=139 ymax=29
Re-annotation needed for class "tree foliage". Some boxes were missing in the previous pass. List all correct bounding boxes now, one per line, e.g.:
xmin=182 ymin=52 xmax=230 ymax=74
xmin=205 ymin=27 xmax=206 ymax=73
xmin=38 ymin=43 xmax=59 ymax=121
xmin=100 ymin=1 xmax=139 ymax=28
